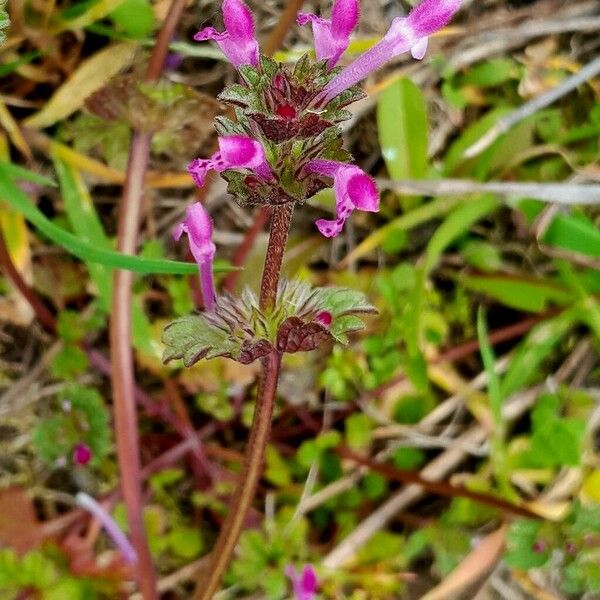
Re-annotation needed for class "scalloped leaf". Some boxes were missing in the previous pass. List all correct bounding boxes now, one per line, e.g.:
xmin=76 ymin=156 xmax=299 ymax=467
xmin=162 ymin=314 xmax=239 ymax=367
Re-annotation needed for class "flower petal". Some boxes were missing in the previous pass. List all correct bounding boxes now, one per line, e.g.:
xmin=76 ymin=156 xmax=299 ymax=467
xmin=298 ymin=0 xmax=359 ymax=68
xmin=223 ymin=0 xmax=256 ymax=41
xmin=331 ymin=0 xmax=360 ymax=38
xmin=322 ymin=0 xmax=461 ymax=101
xmin=344 ymin=171 xmax=379 ymax=212
xmin=300 ymin=564 xmax=318 ymax=595
xmin=188 ymin=136 xmax=271 ymax=189
xmin=193 ymin=0 xmax=259 ymax=66
xmin=411 ymin=36 xmax=429 ymax=60
xmin=308 ymin=160 xmax=379 ymax=238
xmin=408 ymin=0 xmax=461 ymax=39
xmin=174 ymin=203 xmax=217 ymax=311
xmin=182 ymin=203 xmax=216 ymax=262
xmin=218 ymin=135 xmax=266 ymax=168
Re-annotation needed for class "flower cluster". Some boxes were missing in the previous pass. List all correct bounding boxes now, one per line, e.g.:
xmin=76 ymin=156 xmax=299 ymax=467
xmin=181 ymin=0 xmax=460 ymax=238
xmin=167 ymin=0 xmax=460 ymax=364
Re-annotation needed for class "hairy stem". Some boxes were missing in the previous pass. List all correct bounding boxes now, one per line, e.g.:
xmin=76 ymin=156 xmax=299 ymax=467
xmin=259 ymin=204 xmax=294 ymax=310
xmin=195 ymin=205 xmax=293 ymax=599
xmin=195 ymin=352 xmax=282 ymax=600
xmin=109 ymin=2 xmax=187 ymax=598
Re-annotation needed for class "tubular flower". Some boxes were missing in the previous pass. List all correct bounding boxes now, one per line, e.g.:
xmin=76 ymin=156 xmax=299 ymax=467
xmin=297 ymin=0 xmax=360 ymax=68
xmin=173 ymin=203 xmax=217 ymax=312
xmin=187 ymin=135 xmax=271 ymax=188
xmin=286 ymin=564 xmax=318 ymax=600
xmin=322 ymin=0 xmax=461 ymax=102
xmin=194 ymin=0 xmax=259 ymax=67
xmin=75 ymin=492 xmax=137 ymax=565
xmin=307 ymin=160 xmax=379 ymax=238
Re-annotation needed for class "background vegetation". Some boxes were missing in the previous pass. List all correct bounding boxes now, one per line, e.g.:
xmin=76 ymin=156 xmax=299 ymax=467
xmin=0 ymin=0 xmax=599 ymax=598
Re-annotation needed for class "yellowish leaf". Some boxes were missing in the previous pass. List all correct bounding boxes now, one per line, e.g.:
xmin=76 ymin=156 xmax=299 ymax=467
xmin=24 ymin=42 xmax=136 ymax=129
xmin=582 ymin=470 xmax=600 ymax=504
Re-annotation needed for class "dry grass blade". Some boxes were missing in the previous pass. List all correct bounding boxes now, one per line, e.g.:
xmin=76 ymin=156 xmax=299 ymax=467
xmin=23 ymin=42 xmax=136 ymax=129
xmin=419 ymin=524 xmax=508 ymax=600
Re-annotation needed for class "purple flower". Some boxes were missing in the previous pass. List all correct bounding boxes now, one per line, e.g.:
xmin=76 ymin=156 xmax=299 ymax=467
xmin=174 ymin=203 xmax=217 ymax=312
xmin=307 ymin=159 xmax=379 ymax=238
xmin=75 ymin=492 xmax=138 ymax=565
xmin=73 ymin=443 xmax=93 ymax=466
xmin=297 ymin=0 xmax=360 ymax=69
xmin=322 ymin=0 xmax=461 ymax=102
xmin=194 ymin=0 xmax=259 ymax=67
xmin=286 ymin=564 xmax=318 ymax=600
xmin=187 ymin=135 xmax=271 ymax=189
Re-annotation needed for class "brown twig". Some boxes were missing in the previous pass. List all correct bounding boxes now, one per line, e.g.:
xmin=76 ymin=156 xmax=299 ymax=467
xmin=338 ymin=447 xmax=541 ymax=520
xmin=365 ymin=310 xmax=557 ymax=402
xmin=109 ymin=2 xmax=187 ymax=598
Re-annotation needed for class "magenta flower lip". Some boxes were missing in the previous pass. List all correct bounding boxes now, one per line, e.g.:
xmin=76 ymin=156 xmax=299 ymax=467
xmin=187 ymin=135 xmax=271 ymax=189
xmin=194 ymin=0 xmax=259 ymax=67
xmin=307 ymin=159 xmax=379 ymax=238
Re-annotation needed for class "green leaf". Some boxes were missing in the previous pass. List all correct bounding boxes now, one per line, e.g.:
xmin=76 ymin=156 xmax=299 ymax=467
xmin=0 ymin=163 xmax=231 ymax=275
xmin=460 ymin=274 xmax=573 ymax=313
xmin=345 ymin=413 xmax=373 ymax=450
xmin=54 ymin=157 xmax=112 ymax=310
xmin=377 ymin=77 xmax=428 ymax=181
xmin=544 ymin=212 xmax=600 ymax=259
xmin=168 ymin=527 xmax=204 ymax=559
xmin=50 ymin=344 xmax=89 ymax=379
xmin=110 ymin=0 xmax=154 ymax=38
xmin=0 ymin=1 xmax=9 ymax=46
xmin=265 ymin=445 xmax=292 ymax=487
xmin=462 ymin=240 xmax=502 ymax=272
xmin=443 ymin=107 xmax=512 ymax=176
xmin=501 ymin=310 xmax=577 ymax=397
xmin=425 ymin=194 xmax=499 ymax=273
xmin=461 ymin=58 xmax=519 ymax=88
xmin=162 ymin=314 xmax=239 ymax=366
xmin=527 ymin=394 xmax=585 ymax=467
xmin=505 ymin=520 xmax=549 ymax=569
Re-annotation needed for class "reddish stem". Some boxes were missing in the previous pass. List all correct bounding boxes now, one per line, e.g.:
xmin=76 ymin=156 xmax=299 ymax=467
xmin=109 ymin=2 xmax=187 ymax=598
xmin=0 ymin=230 xmax=56 ymax=332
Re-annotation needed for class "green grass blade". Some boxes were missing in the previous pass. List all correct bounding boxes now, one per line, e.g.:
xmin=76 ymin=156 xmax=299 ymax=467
xmin=0 ymin=164 xmax=232 ymax=275
xmin=54 ymin=157 xmax=113 ymax=310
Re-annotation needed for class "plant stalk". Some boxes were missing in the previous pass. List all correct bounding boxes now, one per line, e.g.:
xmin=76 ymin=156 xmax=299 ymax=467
xmin=195 ymin=204 xmax=293 ymax=599
xmin=109 ymin=2 xmax=187 ymax=598
xmin=259 ymin=204 xmax=294 ymax=310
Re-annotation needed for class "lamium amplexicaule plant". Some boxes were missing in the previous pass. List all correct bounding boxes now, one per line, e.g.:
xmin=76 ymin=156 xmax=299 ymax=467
xmin=161 ymin=0 xmax=460 ymax=597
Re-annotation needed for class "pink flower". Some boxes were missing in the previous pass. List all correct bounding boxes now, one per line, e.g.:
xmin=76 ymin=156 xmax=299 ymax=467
xmin=322 ymin=0 xmax=461 ymax=102
xmin=286 ymin=564 xmax=318 ymax=600
xmin=73 ymin=442 xmax=93 ymax=466
xmin=174 ymin=203 xmax=217 ymax=311
xmin=307 ymin=159 xmax=379 ymax=238
xmin=187 ymin=135 xmax=271 ymax=189
xmin=297 ymin=0 xmax=360 ymax=69
xmin=194 ymin=0 xmax=259 ymax=67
